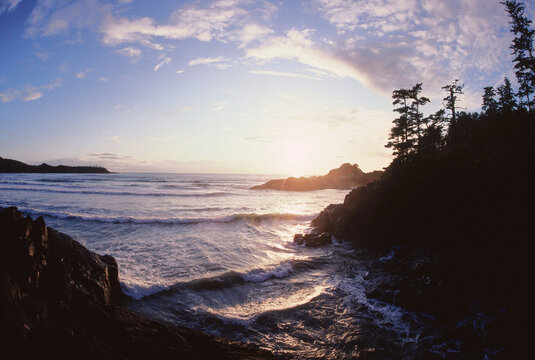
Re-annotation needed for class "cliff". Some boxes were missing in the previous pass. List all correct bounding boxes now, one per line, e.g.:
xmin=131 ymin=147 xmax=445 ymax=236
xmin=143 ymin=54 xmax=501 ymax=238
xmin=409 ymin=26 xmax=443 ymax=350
xmin=251 ymin=163 xmax=382 ymax=191
xmin=0 ymin=207 xmax=274 ymax=360
xmin=0 ymin=157 xmax=110 ymax=173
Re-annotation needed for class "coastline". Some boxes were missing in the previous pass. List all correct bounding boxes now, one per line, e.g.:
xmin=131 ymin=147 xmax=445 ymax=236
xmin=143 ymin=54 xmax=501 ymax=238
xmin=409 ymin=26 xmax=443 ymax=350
xmin=0 ymin=206 xmax=275 ymax=360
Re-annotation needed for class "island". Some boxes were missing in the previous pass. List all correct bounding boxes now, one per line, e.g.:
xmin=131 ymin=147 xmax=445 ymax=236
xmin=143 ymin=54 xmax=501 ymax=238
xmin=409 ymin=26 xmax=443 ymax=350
xmin=0 ymin=157 xmax=110 ymax=173
xmin=251 ymin=163 xmax=382 ymax=191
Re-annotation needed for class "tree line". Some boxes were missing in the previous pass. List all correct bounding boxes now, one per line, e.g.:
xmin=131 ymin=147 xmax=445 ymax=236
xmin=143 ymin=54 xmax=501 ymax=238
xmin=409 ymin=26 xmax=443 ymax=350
xmin=386 ymin=0 xmax=534 ymax=164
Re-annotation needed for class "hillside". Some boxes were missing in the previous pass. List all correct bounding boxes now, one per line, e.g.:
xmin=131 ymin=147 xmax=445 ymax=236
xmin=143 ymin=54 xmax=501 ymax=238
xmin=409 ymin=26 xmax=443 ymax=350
xmin=0 ymin=157 xmax=110 ymax=173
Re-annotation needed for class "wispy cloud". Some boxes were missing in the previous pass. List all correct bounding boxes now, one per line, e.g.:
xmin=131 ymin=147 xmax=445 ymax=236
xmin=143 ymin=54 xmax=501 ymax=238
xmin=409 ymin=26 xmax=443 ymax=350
xmin=23 ymin=88 xmax=44 ymax=102
xmin=176 ymin=69 xmax=184 ymax=74
xmin=211 ymin=100 xmax=227 ymax=111
xmin=0 ymin=0 xmax=22 ymax=15
xmin=103 ymin=134 xmax=121 ymax=143
xmin=246 ymin=29 xmax=367 ymax=84
xmin=188 ymin=56 xmax=231 ymax=69
xmin=0 ymin=89 xmax=20 ymax=103
xmin=42 ymin=78 xmax=63 ymax=90
xmin=115 ymin=46 xmax=141 ymax=58
xmin=154 ymin=55 xmax=171 ymax=71
xmin=35 ymin=51 xmax=53 ymax=61
xmin=76 ymin=69 xmax=92 ymax=79
xmin=250 ymin=69 xmax=319 ymax=80
xmin=99 ymin=77 xmax=109 ymax=82
xmin=310 ymin=0 xmax=513 ymax=100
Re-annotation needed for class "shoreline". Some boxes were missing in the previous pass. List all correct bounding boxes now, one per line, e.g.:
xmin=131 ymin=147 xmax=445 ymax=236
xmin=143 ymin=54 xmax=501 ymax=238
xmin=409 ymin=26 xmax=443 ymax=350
xmin=0 ymin=206 xmax=276 ymax=360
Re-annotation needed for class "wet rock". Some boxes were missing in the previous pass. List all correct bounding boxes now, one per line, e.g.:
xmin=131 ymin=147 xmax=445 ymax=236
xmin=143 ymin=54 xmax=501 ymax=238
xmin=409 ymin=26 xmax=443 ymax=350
xmin=293 ymin=231 xmax=332 ymax=247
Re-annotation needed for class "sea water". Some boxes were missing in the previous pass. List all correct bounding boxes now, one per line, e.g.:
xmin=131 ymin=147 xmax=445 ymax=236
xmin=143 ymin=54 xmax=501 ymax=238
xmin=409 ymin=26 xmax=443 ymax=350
xmin=0 ymin=172 xmax=456 ymax=359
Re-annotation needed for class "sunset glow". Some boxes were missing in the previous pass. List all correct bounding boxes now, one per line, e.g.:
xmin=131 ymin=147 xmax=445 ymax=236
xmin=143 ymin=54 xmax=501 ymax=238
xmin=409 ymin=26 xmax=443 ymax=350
xmin=0 ymin=0 xmax=527 ymax=175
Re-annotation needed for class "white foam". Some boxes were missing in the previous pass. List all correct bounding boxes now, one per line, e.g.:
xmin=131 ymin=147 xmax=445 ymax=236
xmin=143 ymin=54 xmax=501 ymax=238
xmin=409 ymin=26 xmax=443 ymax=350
xmin=242 ymin=262 xmax=294 ymax=283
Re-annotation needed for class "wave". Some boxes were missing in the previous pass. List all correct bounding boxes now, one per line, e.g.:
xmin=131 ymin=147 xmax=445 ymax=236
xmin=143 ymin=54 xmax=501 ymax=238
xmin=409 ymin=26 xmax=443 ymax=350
xmin=122 ymin=259 xmax=321 ymax=300
xmin=0 ymin=186 xmax=230 ymax=198
xmin=11 ymin=206 xmax=317 ymax=226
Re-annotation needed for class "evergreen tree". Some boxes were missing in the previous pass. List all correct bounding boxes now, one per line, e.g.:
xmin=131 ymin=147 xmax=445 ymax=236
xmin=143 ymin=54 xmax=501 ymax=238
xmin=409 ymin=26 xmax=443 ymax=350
xmin=482 ymin=86 xmax=499 ymax=114
xmin=409 ymin=83 xmax=430 ymax=152
xmin=497 ymin=77 xmax=518 ymax=113
xmin=442 ymin=79 xmax=464 ymax=125
xmin=386 ymin=88 xmax=414 ymax=161
xmin=502 ymin=0 xmax=535 ymax=113
xmin=442 ymin=80 xmax=464 ymax=146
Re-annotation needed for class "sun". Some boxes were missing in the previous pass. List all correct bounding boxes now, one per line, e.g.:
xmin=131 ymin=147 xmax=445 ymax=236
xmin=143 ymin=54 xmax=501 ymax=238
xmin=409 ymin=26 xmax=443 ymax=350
xmin=279 ymin=139 xmax=312 ymax=177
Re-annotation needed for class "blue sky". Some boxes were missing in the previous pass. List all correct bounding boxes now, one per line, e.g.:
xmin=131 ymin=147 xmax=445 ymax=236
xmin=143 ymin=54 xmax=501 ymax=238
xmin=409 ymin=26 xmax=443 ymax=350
xmin=0 ymin=0 xmax=529 ymax=174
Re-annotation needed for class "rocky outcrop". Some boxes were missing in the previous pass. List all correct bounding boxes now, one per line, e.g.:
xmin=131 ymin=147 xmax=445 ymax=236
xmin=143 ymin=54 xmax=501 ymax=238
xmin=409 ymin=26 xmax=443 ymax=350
xmin=0 ymin=156 xmax=110 ymax=173
xmin=0 ymin=207 xmax=275 ymax=360
xmin=251 ymin=163 xmax=382 ymax=191
xmin=293 ymin=231 xmax=331 ymax=247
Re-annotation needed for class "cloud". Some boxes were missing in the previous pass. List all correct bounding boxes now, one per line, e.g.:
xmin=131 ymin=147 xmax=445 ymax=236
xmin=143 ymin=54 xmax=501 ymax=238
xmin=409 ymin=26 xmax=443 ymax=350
xmin=35 ymin=51 xmax=53 ymax=61
xmin=115 ymin=46 xmax=141 ymax=57
xmin=0 ymin=0 xmax=22 ymax=14
xmin=76 ymin=69 xmax=91 ymax=79
xmin=154 ymin=55 xmax=171 ymax=71
xmin=1 ymin=79 xmax=62 ymax=102
xmin=211 ymin=100 xmax=226 ymax=111
xmin=23 ymin=88 xmax=43 ymax=101
xmin=99 ymin=77 xmax=109 ymax=82
xmin=250 ymin=69 xmax=319 ymax=80
xmin=0 ymin=89 xmax=20 ymax=103
xmin=100 ymin=0 xmax=277 ymax=49
xmin=188 ymin=56 xmax=231 ymax=69
xmin=246 ymin=29 xmax=367 ymax=83
xmin=238 ymin=23 xmax=273 ymax=44
xmin=103 ymin=134 xmax=121 ymax=143
xmin=88 ymin=152 xmax=132 ymax=160
xmin=309 ymin=0 xmax=514 ymax=102
xmin=25 ymin=0 xmax=111 ymax=37
xmin=176 ymin=69 xmax=184 ymax=74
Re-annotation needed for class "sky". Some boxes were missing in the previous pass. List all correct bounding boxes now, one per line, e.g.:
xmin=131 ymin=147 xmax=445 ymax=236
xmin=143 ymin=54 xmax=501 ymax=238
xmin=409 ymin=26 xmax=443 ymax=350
xmin=0 ymin=0 xmax=531 ymax=175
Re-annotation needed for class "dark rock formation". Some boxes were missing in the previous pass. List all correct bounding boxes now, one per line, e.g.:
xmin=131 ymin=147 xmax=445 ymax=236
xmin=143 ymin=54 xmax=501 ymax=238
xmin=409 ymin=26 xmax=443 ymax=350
xmin=251 ymin=163 xmax=382 ymax=191
xmin=305 ymin=155 xmax=534 ymax=359
xmin=0 ymin=156 xmax=110 ymax=173
xmin=0 ymin=207 xmax=275 ymax=360
xmin=293 ymin=231 xmax=331 ymax=247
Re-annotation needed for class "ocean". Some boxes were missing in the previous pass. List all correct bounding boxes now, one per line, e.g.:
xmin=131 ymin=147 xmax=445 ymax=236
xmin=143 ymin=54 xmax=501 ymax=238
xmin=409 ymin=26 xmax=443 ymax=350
xmin=0 ymin=172 xmax=445 ymax=359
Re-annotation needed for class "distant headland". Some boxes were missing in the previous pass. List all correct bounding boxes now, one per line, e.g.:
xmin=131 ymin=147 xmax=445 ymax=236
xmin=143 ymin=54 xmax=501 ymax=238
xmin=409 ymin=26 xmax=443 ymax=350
xmin=251 ymin=163 xmax=382 ymax=191
xmin=0 ymin=157 xmax=110 ymax=174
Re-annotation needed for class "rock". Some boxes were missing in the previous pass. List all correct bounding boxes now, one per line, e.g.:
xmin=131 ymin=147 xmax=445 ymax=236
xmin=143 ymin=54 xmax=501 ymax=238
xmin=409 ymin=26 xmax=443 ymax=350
xmin=251 ymin=163 xmax=382 ymax=191
xmin=0 ymin=207 xmax=276 ymax=359
xmin=293 ymin=231 xmax=332 ymax=247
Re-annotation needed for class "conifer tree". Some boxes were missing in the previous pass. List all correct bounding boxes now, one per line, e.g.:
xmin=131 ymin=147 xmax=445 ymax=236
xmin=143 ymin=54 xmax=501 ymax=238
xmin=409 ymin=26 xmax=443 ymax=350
xmin=409 ymin=83 xmax=430 ymax=152
xmin=386 ymin=88 xmax=414 ymax=161
xmin=502 ymin=0 xmax=535 ymax=113
xmin=482 ymin=86 xmax=499 ymax=114
xmin=497 ymin=77 xmax=518 ymax=113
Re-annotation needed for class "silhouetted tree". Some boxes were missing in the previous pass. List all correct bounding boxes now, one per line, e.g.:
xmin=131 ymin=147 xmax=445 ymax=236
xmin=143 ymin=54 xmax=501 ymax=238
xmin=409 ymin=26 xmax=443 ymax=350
xmin=420 ymin=109 xmax=447 ymax=155
xmin=482 ymin=86 xmax=499 ymax=114
xmin=386 ymin=88 xmax=414 ymax=161
xmin=502 ymin=0 xmax=535 ymax=112
xmin=497 ymin=77 xmax=518 ymax=113
xmin=409 ymin=83 xmax=430 ymax=153
xmin=442 ymin=80 xmax=464 ymax=146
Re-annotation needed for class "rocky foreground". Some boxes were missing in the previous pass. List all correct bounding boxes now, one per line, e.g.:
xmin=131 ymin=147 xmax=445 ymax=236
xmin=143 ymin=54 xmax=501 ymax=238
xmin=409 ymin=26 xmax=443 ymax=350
xmin=251 ymin=163 xmax=382 ymax=191
xmin=0 ymin=207 xmax=275 ymax=360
